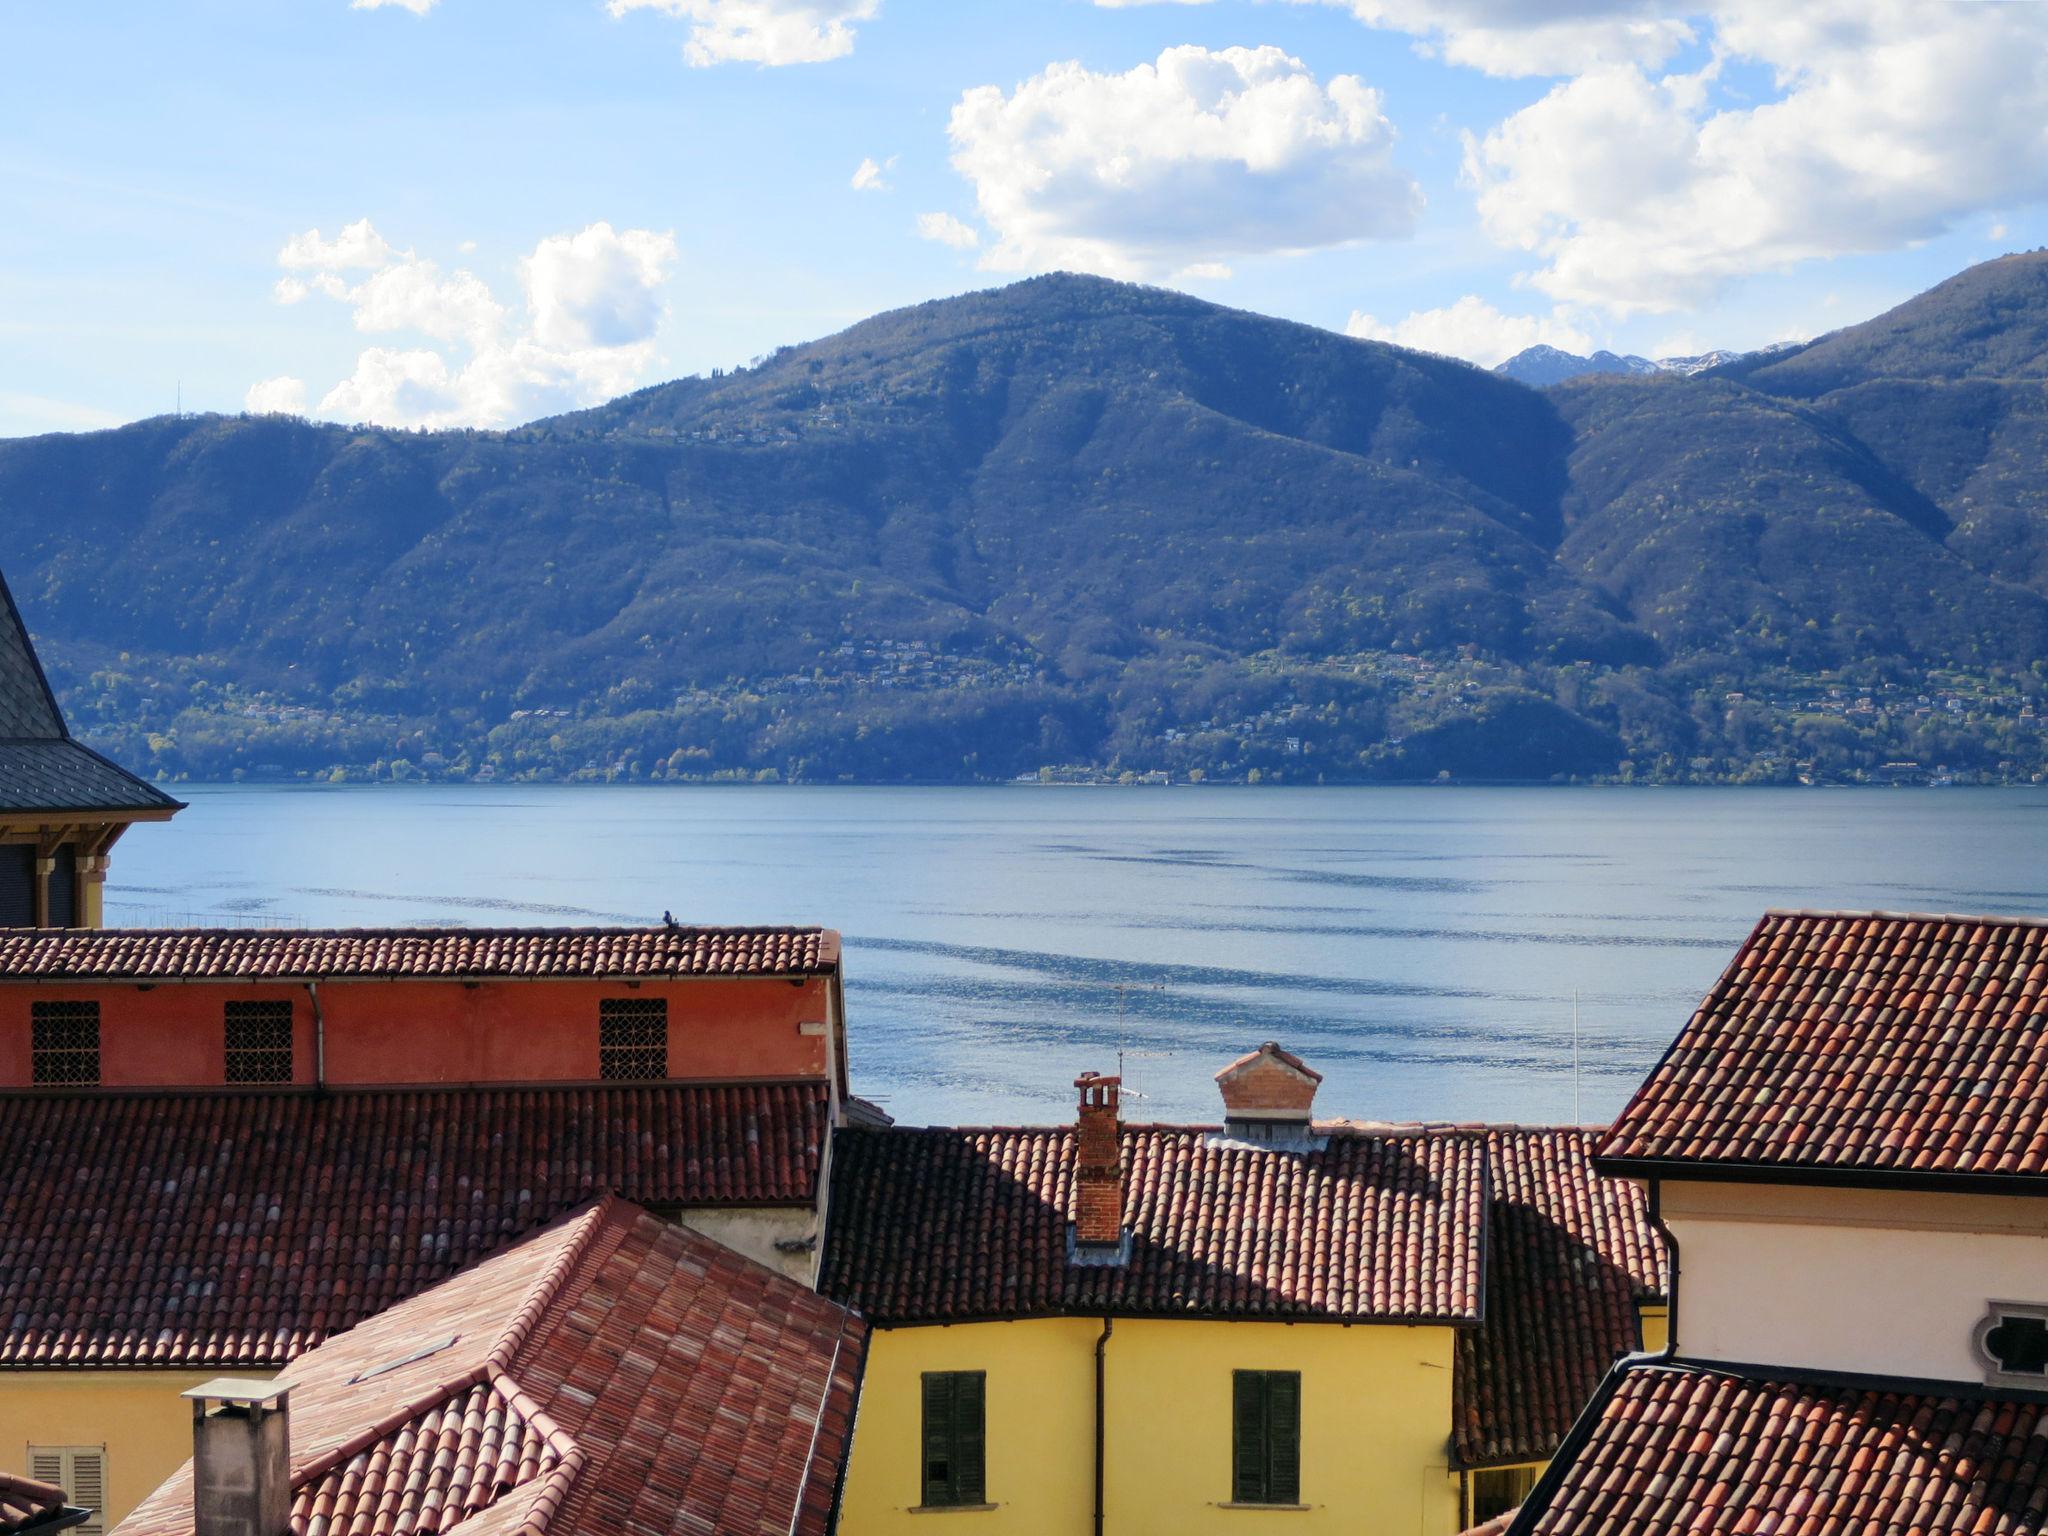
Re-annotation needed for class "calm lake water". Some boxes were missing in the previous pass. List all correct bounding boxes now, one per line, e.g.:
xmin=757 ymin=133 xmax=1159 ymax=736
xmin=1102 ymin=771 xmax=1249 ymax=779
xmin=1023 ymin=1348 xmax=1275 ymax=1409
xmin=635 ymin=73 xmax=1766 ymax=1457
xmin=106 ymin=784 xmax=2048 ymax=1127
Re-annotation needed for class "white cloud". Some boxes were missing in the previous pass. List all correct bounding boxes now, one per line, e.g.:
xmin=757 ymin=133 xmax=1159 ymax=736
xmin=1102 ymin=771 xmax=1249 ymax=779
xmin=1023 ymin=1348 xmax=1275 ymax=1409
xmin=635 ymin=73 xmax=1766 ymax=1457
xmin=1345 ymin=295 xmax=1592 ymax=368
xmin=1464 ymin=1 xmax=2048 ymax=313
xmin=351 ymin=0 xmax=437 ymax=11
xmin=1991 ymin=222 xmax=2009 ymax=242
xmin=1178 ymin=261 xmax=1232 ymax=281
xmin=947 ymin=44 xmax=1420 ymax=280
xmin=851 ymin=155 xmax=894 ymax=192
xmin=916 ymin=212 xmax=980 ymax=251
xmin=606 ymin=0 xmax=878 ymax=67
xmin=278 ymin=218 xmax=395 ymax=272
xmin=253 ymin=218 xmax=680 ymax=429
xmin=1087 ymin=1 xmax=1689 ymax=78
xmin=245 ymin=376 xmax=310 ymax=416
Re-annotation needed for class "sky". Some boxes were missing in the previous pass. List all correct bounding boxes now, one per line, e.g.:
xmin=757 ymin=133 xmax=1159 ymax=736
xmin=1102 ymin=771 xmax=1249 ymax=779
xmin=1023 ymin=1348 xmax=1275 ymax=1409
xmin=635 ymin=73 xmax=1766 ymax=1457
xmin=4 ymin=0 xmax=2047 ymax=436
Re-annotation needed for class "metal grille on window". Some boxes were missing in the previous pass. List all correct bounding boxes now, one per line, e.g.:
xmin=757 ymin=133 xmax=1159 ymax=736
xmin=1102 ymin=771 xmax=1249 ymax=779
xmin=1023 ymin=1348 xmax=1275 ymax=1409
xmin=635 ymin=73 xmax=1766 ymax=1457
xmin=599 ymin=997 xmax=668 ymax=1080
xmin=31 ymin=1001 xmax=100 ymax=1086
xmin=225 ymin=1000 xmax=294 ymax=1084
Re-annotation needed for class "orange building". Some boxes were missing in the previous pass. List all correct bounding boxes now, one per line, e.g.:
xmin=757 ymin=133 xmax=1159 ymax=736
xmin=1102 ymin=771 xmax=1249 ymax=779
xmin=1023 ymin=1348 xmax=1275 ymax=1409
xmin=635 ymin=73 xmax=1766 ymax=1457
xmin=0 ymin=571 xmax=180 ymax=927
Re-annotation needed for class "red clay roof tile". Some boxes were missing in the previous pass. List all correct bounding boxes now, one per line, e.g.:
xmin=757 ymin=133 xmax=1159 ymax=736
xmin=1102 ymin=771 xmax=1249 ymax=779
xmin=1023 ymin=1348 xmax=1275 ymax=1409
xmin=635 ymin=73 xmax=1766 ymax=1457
xmin=820 ymin=1122 xmax=1488 ymax=1323
xmin=116 ymin=1199 xmax=866 ymax=1536
xmin=1600 ymin=910 xmax=2048 ymax=1182
xmin=0 ymin=1083 xmax=825 ymax=1368
xmin=0 ymin=926 xmax=835 ymax=982
xmin=0 ymin=1472 xmax=74 ymax=1534
xmin=1518 ymin=1362 xmax=2048 ymax=1536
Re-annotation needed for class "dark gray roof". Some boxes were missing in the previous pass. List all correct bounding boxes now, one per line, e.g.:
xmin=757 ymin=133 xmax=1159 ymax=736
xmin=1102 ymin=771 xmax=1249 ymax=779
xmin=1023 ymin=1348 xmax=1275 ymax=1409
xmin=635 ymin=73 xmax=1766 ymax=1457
xmin=0 ymin=572 xmax=180 ymax=816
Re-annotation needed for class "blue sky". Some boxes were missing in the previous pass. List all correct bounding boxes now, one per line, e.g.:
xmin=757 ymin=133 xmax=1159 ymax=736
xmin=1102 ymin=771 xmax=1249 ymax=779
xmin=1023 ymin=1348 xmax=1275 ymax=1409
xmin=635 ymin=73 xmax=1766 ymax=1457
xmin=4 ymin=0 xmax=2045 ymax=435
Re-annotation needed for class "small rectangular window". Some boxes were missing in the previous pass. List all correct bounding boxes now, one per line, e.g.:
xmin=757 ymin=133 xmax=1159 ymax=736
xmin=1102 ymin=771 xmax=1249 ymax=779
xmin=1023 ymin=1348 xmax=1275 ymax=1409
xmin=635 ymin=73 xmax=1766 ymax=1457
xmin=1232 ymin=1370 xmax=1301 ymax=1506
xmin=599 ymin=997 xmax=668 ymax=1080
xmin=920 ymin=1371 xmax=986 ymax=1508
xmin=31 ymin=1001 xmax=100 ymax=1086
xmin=225 ymin=1000 xmax=294 ymax=1084
xmin=29 ymin=1445 xmax=105 ymax=1536
xmin=1471 ymin=1465 xmax=1538 ymax=1523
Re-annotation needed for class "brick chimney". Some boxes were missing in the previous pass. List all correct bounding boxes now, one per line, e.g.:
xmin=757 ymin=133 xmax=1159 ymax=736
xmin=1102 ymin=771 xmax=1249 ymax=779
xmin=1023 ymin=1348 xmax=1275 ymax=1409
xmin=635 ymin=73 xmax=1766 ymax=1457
xmin=184 ymin=1378 xmax=291 ymax=1536
xmin=1216 ymin=1042 xmax=1321 ymax=1141
xmin=1072 ymin=1071 xmax=1124 ymax=1249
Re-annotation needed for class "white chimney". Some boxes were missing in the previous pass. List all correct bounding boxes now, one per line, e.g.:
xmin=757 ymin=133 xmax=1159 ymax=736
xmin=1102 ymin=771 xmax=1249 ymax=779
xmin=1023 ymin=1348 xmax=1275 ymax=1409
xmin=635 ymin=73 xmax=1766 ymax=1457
xmin=183 ymin=1379 xmax=291 ymax=1536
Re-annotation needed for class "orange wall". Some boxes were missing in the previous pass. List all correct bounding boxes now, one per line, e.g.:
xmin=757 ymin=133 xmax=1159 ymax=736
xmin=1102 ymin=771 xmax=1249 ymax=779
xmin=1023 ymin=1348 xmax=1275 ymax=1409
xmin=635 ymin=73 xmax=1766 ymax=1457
xmin=0 ymin=976 xmax=831 ymax=1088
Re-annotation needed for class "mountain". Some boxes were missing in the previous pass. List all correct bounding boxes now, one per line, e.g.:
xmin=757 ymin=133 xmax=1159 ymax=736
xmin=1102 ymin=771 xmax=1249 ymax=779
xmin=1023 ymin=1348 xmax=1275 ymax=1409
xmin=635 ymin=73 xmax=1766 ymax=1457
xmin=4 ymin=261 xmax=2048 ymax=786
xmin=1494 ymin=344 xmax=1770 ymax=387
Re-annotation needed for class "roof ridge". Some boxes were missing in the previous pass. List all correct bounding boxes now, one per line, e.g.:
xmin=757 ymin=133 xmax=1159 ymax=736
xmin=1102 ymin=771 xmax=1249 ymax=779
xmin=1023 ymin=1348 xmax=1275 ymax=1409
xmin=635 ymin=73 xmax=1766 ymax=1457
xmin=288 ymin=1365 xmax=494 ymax=1497
xmin=1763 ymin=906 xmax=2048 ymax=926
xmin=488 ymin=1370 xmax=588 ymax=1536
xmin=486 ymin=1199 xmax=619 ymax=1376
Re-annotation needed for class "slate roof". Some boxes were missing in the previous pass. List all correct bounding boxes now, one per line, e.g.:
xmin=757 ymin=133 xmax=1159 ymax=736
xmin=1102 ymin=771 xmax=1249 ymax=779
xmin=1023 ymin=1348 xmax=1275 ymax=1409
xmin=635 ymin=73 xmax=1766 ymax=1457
xmin=1514 ymin=1360 xmax=2048 ymax=1536
xmin=0 ymin=570 xmax=178 ymax=816
xmin=1600 ymin=910 xmax=2048 ymax=1186
xmin=0 ymin=925 xmax=836 ymax=981
xmin=118 ymin=1198 xmax=867 ymax=1536
xmin=0 ymin=1472 xmax=80 ymax=1534
xmin=1454 ymin=1129 xmax=1666 ymax=1469
xmin=821 ymin=1122 xmax=1488 ymax=1324
xmin=0 ymin=1081 xmax=827 ymax=1367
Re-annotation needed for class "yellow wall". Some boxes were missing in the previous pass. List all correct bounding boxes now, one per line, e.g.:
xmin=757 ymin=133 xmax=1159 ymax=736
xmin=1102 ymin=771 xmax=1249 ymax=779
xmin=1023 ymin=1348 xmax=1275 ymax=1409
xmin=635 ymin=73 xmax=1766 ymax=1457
xmin=0 ymin=1370 xmax=269 ymax=1528
xmin=837 ymin=1318 xmax=1461 ymax=1536
xmin=1638 ymin=1303 xmax=1668 ymax=1355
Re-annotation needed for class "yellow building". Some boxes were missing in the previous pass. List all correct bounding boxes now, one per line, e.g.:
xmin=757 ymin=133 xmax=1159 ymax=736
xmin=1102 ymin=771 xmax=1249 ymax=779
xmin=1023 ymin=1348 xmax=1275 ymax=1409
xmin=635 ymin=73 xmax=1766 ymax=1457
xmin=820 ymin=1045 xmax=1667 ymax=1534
xmin=0 ymin=570 xmax=180 ymax=926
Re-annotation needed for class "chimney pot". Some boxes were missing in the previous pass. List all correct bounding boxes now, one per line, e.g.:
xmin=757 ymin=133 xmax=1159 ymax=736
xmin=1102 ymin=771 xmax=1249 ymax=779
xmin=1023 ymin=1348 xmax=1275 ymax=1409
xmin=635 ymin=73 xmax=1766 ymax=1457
xmin=185 ymin=1378 xmax=291 ymax=1536
xmin=1072 ymin=1071 xmax=1124 ymax=1248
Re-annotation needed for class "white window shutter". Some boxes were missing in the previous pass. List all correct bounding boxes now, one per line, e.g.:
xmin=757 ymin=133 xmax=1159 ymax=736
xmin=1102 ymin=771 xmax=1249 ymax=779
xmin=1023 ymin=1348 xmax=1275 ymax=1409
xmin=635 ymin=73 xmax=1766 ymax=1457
xmin=25 ymin=1446 xmax=105 ymax=1536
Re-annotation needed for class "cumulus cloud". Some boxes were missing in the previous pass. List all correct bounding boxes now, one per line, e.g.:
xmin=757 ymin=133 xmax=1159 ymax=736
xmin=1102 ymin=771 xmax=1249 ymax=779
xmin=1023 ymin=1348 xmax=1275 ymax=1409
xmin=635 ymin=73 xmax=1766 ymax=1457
xmin=1464 ymin=1 xmax=2048 ymax=312
xmin=606 ymin=0 xmax=879 ymax=67
xmin=351 ymin=0 xmax=438 ymax=11
xmin=1088 ymin=0 xmax=1688 ymax=78
xmin=916 ymin=212 xmax=980 ymax=251
xmin=947 ymin=44 xmax=1420 ymax=279
xmin=254 ymin=218 xmax=679 ymax=429
xmin=851 ymin=156 xmax=894 ymax=192
xmin=245 ymin=376 xmax=309 ymax=416
xmin=1345 ymin=296 xmax=1592 ymax=368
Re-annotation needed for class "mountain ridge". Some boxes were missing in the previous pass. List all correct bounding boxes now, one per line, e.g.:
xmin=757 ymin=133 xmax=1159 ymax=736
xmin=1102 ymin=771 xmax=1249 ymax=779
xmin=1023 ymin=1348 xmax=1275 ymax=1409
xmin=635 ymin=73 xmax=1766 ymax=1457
xmin=5 ymin=260 xmax=2048 ymax=785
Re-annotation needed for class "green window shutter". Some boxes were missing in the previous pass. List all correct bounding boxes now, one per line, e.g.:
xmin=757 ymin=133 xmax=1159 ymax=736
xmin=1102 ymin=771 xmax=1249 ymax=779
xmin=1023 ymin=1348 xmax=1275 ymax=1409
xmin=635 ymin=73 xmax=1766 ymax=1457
xmin=922 ymin=1372 xmax=957 ymax=1505
xmin=955 ymin=1371 xmax=986 ymax=1504
xmin=1233 ymin=1371 xmax=1267 ymax=1503
xmin=1267 ymin=1373 xmax=1300 ymax=1505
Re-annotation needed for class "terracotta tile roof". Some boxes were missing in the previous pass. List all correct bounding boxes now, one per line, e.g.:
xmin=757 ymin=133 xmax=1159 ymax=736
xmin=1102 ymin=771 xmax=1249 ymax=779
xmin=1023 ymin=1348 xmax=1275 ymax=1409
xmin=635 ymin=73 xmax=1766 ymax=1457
xmin=118 ymin=1198 xmax=867 ymax=1536
xmin=0 ymin=925 xmax=835 ymax=981
xmin=0 ymin=1082 xmax=826 ymax=1367
xmin=1454 ymin=1129 xmax=1665 ymax=1469
xmin=1516 ymin=1361 xmax=2048 ymax=1536
xmin=1599 ymin=910 xmax=2048 ymax=1183
xmin=819 ymin=1123 xmax=1487 ymax=1324
xmin=1459 ymin=1512 xmax=1517 ymax=1536
xmin=0 ymin=1472 xmax=77 ymax=1534
xmin=0 ymin=570 xmax=178 ymax=815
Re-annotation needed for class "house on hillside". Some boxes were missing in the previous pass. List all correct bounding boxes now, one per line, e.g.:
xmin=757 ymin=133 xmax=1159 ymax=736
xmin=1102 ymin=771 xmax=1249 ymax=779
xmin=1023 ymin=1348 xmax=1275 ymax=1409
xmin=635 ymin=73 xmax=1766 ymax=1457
xmin=821 ymin=1042 xmax=1666 ymax=1533
xmin=0 ymin=572 xmax=179 ymax=926
xmin=114 ymin=1198 xmax=865 ymax=1536
xmin=0 ymin=924 xmax=857 ymax=1528
xmin=1504 ymin=909 xmax=2048 ymax=1532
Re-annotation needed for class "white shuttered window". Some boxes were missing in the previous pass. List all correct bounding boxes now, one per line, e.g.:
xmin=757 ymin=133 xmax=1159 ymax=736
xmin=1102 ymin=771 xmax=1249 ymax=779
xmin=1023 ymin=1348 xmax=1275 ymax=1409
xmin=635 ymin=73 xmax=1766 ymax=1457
xmin=27 ymin=1445 xmax=104 ymax=1535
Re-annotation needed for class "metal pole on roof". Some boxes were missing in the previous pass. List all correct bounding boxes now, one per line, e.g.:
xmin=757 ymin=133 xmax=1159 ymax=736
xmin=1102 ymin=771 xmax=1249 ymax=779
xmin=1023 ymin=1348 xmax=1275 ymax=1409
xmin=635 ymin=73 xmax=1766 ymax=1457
xmin=1573 ymin=990 xmax=1582 ymax=1124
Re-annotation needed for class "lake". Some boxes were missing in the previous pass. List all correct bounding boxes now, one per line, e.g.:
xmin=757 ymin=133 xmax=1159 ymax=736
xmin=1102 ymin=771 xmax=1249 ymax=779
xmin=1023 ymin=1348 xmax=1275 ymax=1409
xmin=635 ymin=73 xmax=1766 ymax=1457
xmin=105 ymin=783 xmax=2048 ymax=1127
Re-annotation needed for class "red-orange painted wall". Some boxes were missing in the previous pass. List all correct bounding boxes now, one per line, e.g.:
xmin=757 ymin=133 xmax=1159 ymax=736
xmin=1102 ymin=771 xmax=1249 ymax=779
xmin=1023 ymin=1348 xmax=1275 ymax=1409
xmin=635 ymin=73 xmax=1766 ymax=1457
xmin=0 ymin=976 xmax=831 ymax=1088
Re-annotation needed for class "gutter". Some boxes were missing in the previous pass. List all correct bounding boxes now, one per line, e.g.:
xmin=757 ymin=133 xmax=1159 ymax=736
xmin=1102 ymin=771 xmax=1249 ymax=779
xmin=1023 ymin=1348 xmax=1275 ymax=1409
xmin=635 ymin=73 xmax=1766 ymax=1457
xmin=1094 ymin=1317 xmax=1113 ymax=1536
xmin=305 ymin=980 xmax=326 ymax=1092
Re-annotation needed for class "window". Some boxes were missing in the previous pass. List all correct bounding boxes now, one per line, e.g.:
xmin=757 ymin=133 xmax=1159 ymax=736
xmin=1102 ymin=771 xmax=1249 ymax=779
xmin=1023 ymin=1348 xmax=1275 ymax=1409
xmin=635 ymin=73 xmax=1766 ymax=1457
xmin=1471 ymin=1466 xmax=1539 ymax=1523
xmin=31 ymin=1001 xmax=99 ymax=1086
xmin=1976 ymin=1301 xmax=2048 ymax=1386
xmin=1232 ymin=1370 xmax=1301 ymax=1506
xmin=920 ymin=1370 xmax=986 ymax=1508
xmin=599 ymin=998 xmax=668 ymax=1080
xmin=29 ymin=1445 xmax=105 ymax=1536
xmin=225 ymin=1000 xmax=294 ymax=1084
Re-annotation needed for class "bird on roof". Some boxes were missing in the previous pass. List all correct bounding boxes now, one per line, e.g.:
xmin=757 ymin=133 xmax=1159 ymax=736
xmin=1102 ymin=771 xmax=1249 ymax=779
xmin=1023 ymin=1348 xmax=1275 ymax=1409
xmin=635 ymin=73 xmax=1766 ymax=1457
xmin=662 ymin=909 xmax=678 ymax=928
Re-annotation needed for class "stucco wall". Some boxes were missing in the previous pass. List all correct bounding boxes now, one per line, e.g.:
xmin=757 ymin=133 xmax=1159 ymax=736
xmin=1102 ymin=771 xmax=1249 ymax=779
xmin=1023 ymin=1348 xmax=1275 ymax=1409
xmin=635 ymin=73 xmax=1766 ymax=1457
xmin=0 ymin=1369 xmax=269 ymax=1529
xmin=1665 ymin=1179 xmax=2048 ymax=1380
xmin=836 ymin=1318 xmax=1461 ymax=1536
xmin=676 ymin=1205 xmax=818 ymax=1284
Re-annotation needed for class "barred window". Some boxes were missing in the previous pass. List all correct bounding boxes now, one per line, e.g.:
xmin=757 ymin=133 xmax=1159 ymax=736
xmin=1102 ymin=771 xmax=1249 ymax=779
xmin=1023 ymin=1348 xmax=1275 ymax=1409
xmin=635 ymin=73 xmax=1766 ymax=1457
xmin=31 ymin=1001 xmax=100 ymax=1086
xmin=224 ymin=1000 xmax=294 ymax=1084
xmin=599 ymin=997 xmax=668 ymax=1080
